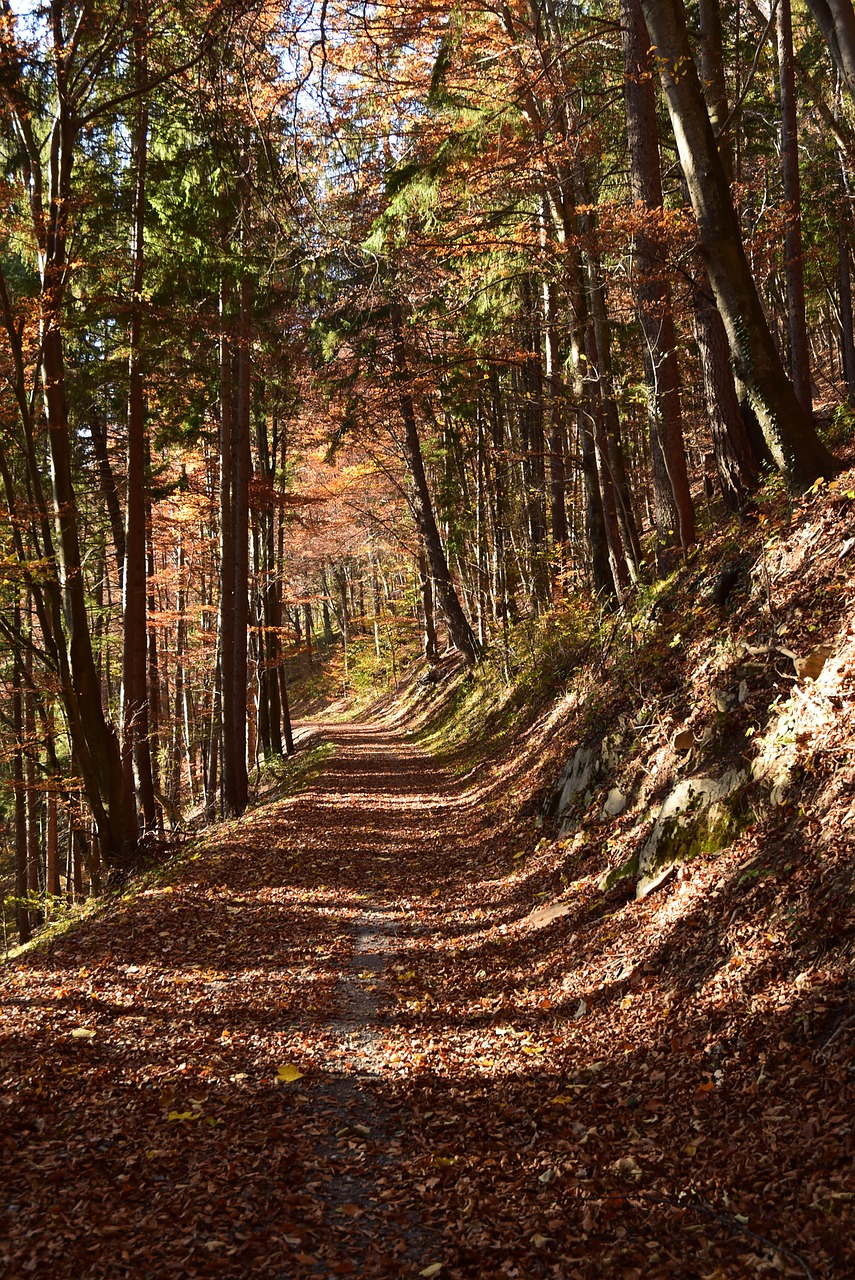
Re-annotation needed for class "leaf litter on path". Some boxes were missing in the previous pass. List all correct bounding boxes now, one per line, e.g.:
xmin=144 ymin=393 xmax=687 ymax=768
xmin=0 ymin=721 xmax=851 ymax=1278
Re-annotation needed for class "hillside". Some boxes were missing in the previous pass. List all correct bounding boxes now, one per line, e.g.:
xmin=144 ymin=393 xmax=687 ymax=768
xmin=1 ymin=470 xmax=854 ymax=1279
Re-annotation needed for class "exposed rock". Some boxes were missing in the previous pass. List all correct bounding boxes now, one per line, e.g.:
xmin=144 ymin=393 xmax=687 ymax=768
xmin=527 ymin=901 xmax=572 ymax=930
xmin=553 ymin=747 xmax=599 ymax=825
xmin=601 ymin=731 xmax=628 ymax=771
xmin=636 ymin=861 xmax=678 ymax=900
xmin=603 ymin=787 xmax=627 ymax=817
xmin=751 ymin=749 xmax=794 ymax=807
xmin=794 ymin=643 xmax=834 ymax=681
xmin=599 ymin=852 xmax=639 ymax=892
xmin=635 ymin=768 xmax=750 ymax=899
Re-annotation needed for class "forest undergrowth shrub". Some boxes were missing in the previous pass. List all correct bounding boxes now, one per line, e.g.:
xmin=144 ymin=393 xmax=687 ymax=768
xmin=824 ymin=402 xmax=855 ymax=449
xmin=255 ymin=741 xmax=336 ymax=799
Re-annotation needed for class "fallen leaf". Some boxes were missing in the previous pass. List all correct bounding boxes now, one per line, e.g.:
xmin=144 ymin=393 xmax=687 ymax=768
xmin=276 ymin=1064 xmax=304 ymax=1083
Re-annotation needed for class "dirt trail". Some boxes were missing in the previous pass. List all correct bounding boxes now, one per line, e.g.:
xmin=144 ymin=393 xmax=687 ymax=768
xmin=1 ymin=723 xmax=851 ymax=1280
xmin=0 ymin=724 xmax=479 ymax=1279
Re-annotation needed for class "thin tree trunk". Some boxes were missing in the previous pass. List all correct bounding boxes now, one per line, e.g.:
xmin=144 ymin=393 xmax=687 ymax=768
xmin=145 ymin=502 xmax=163 ymax=835
xmin=24 ymin=642 xmax=42 ymax=926
xmin=573 ymin=178 xmax=642 ymax=573
xmin=89 ymin=413 xmax=126 ymax=578
xmin=228 ymin=271 xmax=251 ymax=811
xmin=418 ymin=548 xmax=439 ymax=661
xmin=777 ymin=0 xmax=813 ymax=416
xmin=171 ymin=529 xmax=187 ymax=805
xmin=580 ymin=409 xmax=618 ymax=607
xmin=12 ymin=619 xmax=30 ymax=943
xmin=586 ymin=323 xmax=631 ymax=599
xmin=122 ymin=8 xmax=155 ymax=835
xmin=47 ymin=790 xmax=59 ymax=900
xmin=621 ymin=0 xmax=696 ymax=551
xmin=839 ymin=218 xmax=855 ymax=404
xmin=539 ymin=241 xmax=569 ymax=585
xmin=391 ymin=305 xmax=480 ymax=666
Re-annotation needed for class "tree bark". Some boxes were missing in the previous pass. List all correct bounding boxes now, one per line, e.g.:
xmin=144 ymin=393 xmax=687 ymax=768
xmin=621 ymin=0 xmax=696 ymax=550
xmin=391 ymin=307 xmax=480 ymax=666
xmin=839 ymin=218 xmax=855 ymax=405
xmin=692 ymin=278 xmax=760 ymax=509
xmin=804 ymin=0 xmax=855 ymax=103
xmin=418 ymin=548 xmax=439 ymax=661
xmin=230 ymin=272 xmax=251 ymax=812
xmin=776 ymin=0 xmax=813 ymax=416
xmin=12 ymin=620 xmax=31 ymax=943
xmin=122 ymin=17 xmax=156 ymax=834
xmin=638 ymin=0 xmax=837 ymax=489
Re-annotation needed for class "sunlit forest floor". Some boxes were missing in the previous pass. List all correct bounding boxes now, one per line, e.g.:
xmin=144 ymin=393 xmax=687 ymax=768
xmin=2 ymin=472 xmax=854 ymax=1279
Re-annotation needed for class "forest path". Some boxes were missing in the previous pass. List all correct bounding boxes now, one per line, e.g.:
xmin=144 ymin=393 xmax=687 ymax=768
xmin=0 ymin=722 xmax=507 ymax=1280
xmin=2 ymin=722 xmax=847 ymax=1280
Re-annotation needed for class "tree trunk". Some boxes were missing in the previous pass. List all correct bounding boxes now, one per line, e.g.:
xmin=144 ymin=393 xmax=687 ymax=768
xmin=777 ymin=0 xmax=813 ymax=416
xmin=220 ymin=267 xmax=250 ymax=817
xmin=692 ymin=278 xmax=760 ymax=509
xmin=804 ymin=0 xmax=855 ymax=103
xmin=586 ymin=323 xmax=632 ymax=600
xmin=145 ymin=503 xmax=163 ymax=834
xmin=47 ymin=790 xmax=59 ymax=900
xmin=579 ymin=411 xmax=618 ymax=607
xmin=638 ymin=0 xmax=837 ymax=488
xmin=391 ymin=306 xmax=480 ymax=666
xmin=418 ymin=548 xmax=439 ymax=661
xmin=89 ymin=413 xmax=126 ymax=578
xmin=839 ymin=218 xmax=855 ymax=405
xmin=231 ymin=272 xmax=251 ymax=810
xmin=621 ymin=0 xmax=696 ymax=550
xmin=24 ymin=643 xmax=42 ymax=926
xmin=12 ymin=625 xmax=30 ymax=943
xmin=122 ymin=24 xmax=156 ymax=834
xmin=696 ymin=0 xmax=772 ymax=487
xmin=518 ymin=276 xmax=550 ymax=608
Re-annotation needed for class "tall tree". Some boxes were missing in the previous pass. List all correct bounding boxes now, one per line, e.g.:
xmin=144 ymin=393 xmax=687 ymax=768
xmin=122 ymin=4 xmax=157 ymax=834
xmin=391 ymin=306 xmax=480 ymax=667
xmin=621 ymin=0 xmax=695 ymax=551
xmin=638 ymin=0 xmax=838 ymax=489
xmin=776 ymin=0 xmax=813 ymax=416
